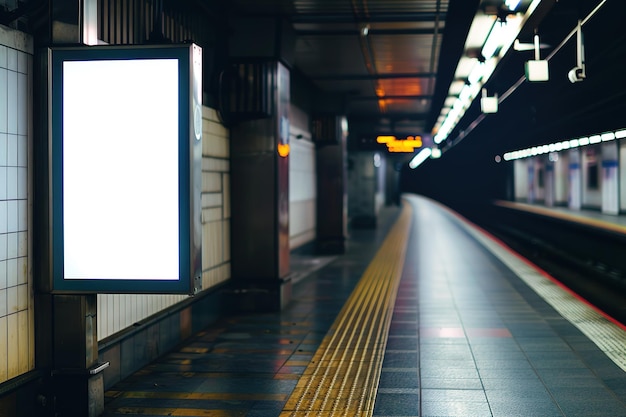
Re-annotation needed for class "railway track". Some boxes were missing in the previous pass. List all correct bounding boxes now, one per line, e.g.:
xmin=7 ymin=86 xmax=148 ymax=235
xmin=456 ymin=202 xmax=626 ymax=325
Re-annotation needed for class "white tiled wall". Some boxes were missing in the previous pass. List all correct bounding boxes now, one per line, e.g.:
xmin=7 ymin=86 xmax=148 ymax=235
xmin=0 ymin=26 xmax=34 ymax=384
xmin=199 ymin=107 xmax=230 ymax=290
xmin=288 ymin=105 xmax=316 ymax=249
xmin=97 ymin=106 xmax=231 ymax=341
xmin=289 ymin=130 xmax=316 ymax=249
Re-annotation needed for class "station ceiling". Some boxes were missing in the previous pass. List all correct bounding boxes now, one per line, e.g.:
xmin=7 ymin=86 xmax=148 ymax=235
xmin=214 ymin=0 xmax=553 ymax=139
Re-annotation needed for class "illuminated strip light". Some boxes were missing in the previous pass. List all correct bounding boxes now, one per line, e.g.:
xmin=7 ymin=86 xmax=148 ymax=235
xmin=503 ymin=128 xmax=625 ymax=161
xmin=467 ymin=62 xmax=485 ymax=85
xmin=602 ymin=132 xmax=616 ymax=141
xmin=506 ymin=0 xmax=521 ymax=11
xmin=435 ymin=84 xmax=480 ymax=144
xmin=482 ymin=20 xmax=507 ymax=60
xmin=408 ymin=148 xmax=432 ymax=169
xmin=433 ymin=1 xmax=542 ymax=145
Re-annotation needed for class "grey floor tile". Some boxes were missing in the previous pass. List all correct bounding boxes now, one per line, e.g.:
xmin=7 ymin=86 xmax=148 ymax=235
xmin=488 ymin=398 xmax=563 ymax=417
xmin=378 ymin=371 xmax=419 ymax=389
xmin=420 ymin=377 xmax=483 ymax=390
xmin=420 ymin=367 xmax=480 ymax=380
xmin=421 ymin=388 xmax=487 ymax=403
xmin=474 ymin=359 xmax=535 ymax=370
xmin=373 ymin=393 xmax=420 ymax=416
xmin=421 ymin=400 xmax=491 ymax=417
xmin=557 ymin=398 xmax=626 ymax=417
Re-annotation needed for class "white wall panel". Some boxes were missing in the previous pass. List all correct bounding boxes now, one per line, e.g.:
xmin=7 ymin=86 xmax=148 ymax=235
xmin=0 ymin=27 xmax=33 ymax=385
xmin=582 ymin=146 xmax=602 ymax=208
xmin=98 ymin=107 xmax=231 ymax=341
xmin=0 ymin=68 xmax=6 ymax=131
xmin=554 ymin=153 xmax=569 ymax=205
xmin=288 ymin=125 xmax=316 ymax=249
xmin=619 ymin=141 xmax=626 ymax=211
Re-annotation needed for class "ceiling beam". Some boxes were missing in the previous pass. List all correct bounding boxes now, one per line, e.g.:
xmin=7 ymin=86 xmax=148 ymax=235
xmin=229 ymin=11 xmax=447 ymax=24
xmin=296 ymin=28 xmax=442 ymax=36
xmin=348 ymin=113 xmax=428 ymax=122
xmin=312 ymin=72 xmax=436 ymax=81
xmin=350 ymin=95 xmax=433 ymax=101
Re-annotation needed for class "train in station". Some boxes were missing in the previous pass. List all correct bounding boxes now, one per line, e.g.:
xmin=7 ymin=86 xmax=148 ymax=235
xmin=1 ymin=0 xmax=625 ymax=416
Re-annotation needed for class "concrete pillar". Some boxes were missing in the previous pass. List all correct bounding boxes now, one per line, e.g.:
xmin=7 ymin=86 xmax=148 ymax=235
xmin=569 ymin=148 xmax=582 ymax=210
xmin=348 ymin=152 xmax=379 ymax=228
xmin=228 ymin=61 xmax=291 ymax=312
xmin=384 ymin=156 xmax=401 ymax=206
xmin=314 ymin=115 xmax=348 ymax=254
xmin=52 ymin=296 xmax=104 ymax=417
xmin=33 ymin=2 xmax=105 ymax=415
xmin=601 ymin=141 xmax=619 ymax=215
xmin=226 ymin=18 xmax=294 ymax=311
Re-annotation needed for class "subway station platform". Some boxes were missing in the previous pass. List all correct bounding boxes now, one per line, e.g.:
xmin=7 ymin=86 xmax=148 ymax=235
xmin=495 ymin=200 xmax=626 ymax=235
xmin=102 ymin=195 xmax=626 ymax=417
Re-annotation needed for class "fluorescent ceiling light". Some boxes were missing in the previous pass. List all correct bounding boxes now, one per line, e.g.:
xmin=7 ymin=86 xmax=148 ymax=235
xmin=506 ymin=0 xmax=521 ymax=11
xmin=481 ymin=20 xmax=506 ymax=60
xmin=467 ymin=61 xmax=485 ymax=85
xmin=601 ymin=132 xmax=616 ymax=141
xmin=409 ymin=148 xmax=432 ymax=169
xmin=433 ymin=2 xmax=541 ymax=145
xmin=501 ymin=127 xmax=626 ymax=161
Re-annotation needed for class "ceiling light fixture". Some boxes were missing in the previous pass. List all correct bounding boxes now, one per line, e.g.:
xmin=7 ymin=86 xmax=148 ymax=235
xmin=502 ymin=128 xmax=624 ymax=161
xmin=524 ymin=33 xmax=549 ymax=81
xmin=567 ymin=20 xmax=586 ymax=83
xmin=408 ymin=148 xmax=432 ymax=169
xmin=433 ymin=0 xmax=544 ymax=145
xmin=505 ymin=0 xmax=521 ymax=12
xmin=480 ymin=89 xmax=498 ymax=114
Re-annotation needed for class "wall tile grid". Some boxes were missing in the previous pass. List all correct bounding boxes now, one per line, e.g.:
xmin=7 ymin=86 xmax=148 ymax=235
xmin=289 ymin=133 xmax=316 ymax=248
xmin=199 ymin=107 xmax=230 ymax=289
xmin=97 ymin=107 xmax=231 ymax=340
xmin=0 ymin=32 xmax=34 ymax=385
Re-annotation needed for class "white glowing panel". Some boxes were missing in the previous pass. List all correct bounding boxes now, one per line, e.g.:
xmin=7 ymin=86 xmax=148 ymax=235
xmin=62 ymin=59 xmax=180 ymax=280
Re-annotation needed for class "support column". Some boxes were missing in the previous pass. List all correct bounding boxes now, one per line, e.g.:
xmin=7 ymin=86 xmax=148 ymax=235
xmin=52 ymin=296 xmax=103 ymax=416
xmin=385 ymin=156 xmax=401 ymax=206
xmin=33 ymin=2 xmax=105 ymax=416
xmin=314 ymin=115 xmax=348 ymax=254
xmin=602 ymin=141 xmax=619 ymax=215
xmin=545 ymin=157 xmax=555 ymax=207
xmin=568 ymin=148 xmax=582 ymax=210
xmin=226 ymin=18 xmax=294 ymax=312
xmin=229 ymin=62 xmax=291 ymax=312
xmin=348 ymin=152 xmax=379 ymax=228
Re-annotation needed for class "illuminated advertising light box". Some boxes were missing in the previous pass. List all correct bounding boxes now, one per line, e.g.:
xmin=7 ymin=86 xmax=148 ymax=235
xmin=48 ymin=44 xmax=202 ymax=294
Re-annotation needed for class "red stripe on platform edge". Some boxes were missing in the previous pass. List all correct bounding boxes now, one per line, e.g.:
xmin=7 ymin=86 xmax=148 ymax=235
xmin=434 ymin=200 xmax=626 ymax=333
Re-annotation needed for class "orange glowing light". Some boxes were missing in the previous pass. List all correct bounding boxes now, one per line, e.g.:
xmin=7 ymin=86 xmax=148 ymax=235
xmin=378 ymin=99 xmax=388 ymax=113
xmin=376 ymin=135 xmax=396 ymax=143
xmin=277 ymin=143 xmax=290 ymax=157
xmin=379 ymin=135 xmax=423 ymax=153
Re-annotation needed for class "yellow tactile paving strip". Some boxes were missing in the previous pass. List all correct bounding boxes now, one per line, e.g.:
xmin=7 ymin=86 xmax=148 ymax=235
xmin=280 ymin=202 xmax=412 ymax=417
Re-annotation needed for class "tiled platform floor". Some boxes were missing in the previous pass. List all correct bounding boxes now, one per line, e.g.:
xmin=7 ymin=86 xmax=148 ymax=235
xmin=102 ymin=205 xmax=401 ymax=417
xmin=103 ymin=195 xmax=626 ymax=417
